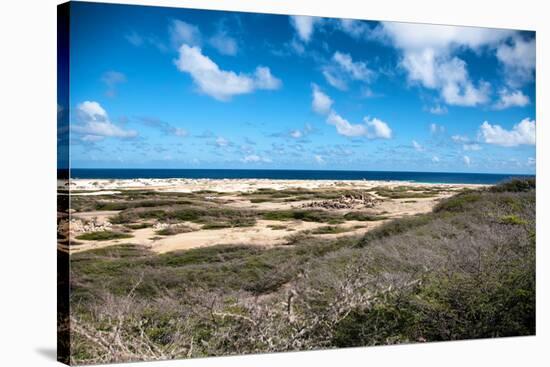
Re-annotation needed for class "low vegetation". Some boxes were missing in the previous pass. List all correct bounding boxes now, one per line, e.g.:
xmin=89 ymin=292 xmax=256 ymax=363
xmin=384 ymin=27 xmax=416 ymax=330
xmin=75 ymin=231 xmax=133 ymax=241
xmin=67 ymin=179 xmax=535 ymax=364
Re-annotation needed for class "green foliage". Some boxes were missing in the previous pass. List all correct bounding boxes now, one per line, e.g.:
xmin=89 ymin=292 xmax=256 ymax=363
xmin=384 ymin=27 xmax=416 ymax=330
xmin=262 ymin=210 xmax=344 ymax=223
xmin=156 ymin=225 xmax=194 ymax=236
xmin=309 ymin=226 xmax=352 ymax=234
xmin=434 ymin=192 xmax=482 ymax=212
xmin=75 ymin=231 xmax=133 ymax=241
xmin=499 ymin=215 xmax=527 ymax=225
xmin=343 ymin=212 xmax=387 ymax=221
xmin=69 ymin=179 xmax=535 ymax=363
xmin=491 ymin=178 xmax=535 ymax=193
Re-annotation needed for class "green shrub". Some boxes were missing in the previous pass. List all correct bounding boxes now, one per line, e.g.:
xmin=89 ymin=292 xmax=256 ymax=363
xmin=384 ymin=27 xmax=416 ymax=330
xmin=499 ymin=215 xmax=527 ymax=225
xmin=434 ymin=192 xmax=481 ymax=212
xmin=491 ymin=178 xmax=535 ymax=193
xmin=75 ymin=231 xmax=133 ymax=241
xmin=344 ymin=212 xmax=387 ymax=221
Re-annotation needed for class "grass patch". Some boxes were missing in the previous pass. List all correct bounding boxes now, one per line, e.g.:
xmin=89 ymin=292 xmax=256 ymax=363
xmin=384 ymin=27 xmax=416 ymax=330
xmin=156 ymin=225 xmax=195 ymax=236
xmin=125 ymin=223 xmax=152 ymax=230
xmin=344 ymin=212 xmax=387 ymax=221
xmin=309 ymin=226 xmax=353 ymax=234
xmin=434 ymin=192 xmax=481 ymax=213
xmin=267 ymin=224 xmax=288 ymax=230
xmin=262 ymin=210 xmax=344 ymax=224
xmin=75 ymin=231 xmax=133 ymax=241
xmin=500 ymin=215 xmax=527 ymax=225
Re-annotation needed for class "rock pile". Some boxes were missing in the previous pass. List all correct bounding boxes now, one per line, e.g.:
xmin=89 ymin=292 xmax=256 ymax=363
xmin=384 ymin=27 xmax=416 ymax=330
xmin=300 ymin=192 xmax=379 ymax=210
xmin=69 ymin=218 xmax=113 ymax=235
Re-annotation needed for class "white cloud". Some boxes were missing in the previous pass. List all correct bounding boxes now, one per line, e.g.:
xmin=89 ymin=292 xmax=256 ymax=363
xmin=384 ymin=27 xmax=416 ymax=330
xmin=496 ymin=36 xmax=536 ymax=87
xmin=174 ymin=45 xmax=281 ymax=101
xmin=311 ymin=84 xmax=334 ymax=115
xmin=136 ymin=116 xmax=188 ymax=138
xmin=209 ymin=32 xmax=238 ymax=56
xmin=428 ymin=105 xmax=448 ymax=115
xmin=463 ymin=155 xmax=471 ymax=166
xmin=326 ymin=111 xmax=391 ymax=139
xmin=290 ymin=15 xmax=321 ymax=43
xmin=327 ymin=111 xmax=368 ymax=137
xmin=322 ymin=70 xmax=348 ymax=91
xmin=215 ymin=137 xmax=230 ymax=147
xmin=242 ymin=154 xmax=272 ymax=163
xmin=381 ymin=22 xmax=514 ymax=106
xmin=479 ymin=118 xmax=535 ymax=147
xmin=314 ymin=155 xmax=325 ymax=164
xmin=527 ymin=157 xmax=535 ymax=166
xmin=72 ymin=101 xmax=137 ymax=140
xmin=322 ymin=51 xmax=373 ymax=90
xmin=125 ymin=31 xmax=143 ymax=47
xmin=430 ymin=123 xmax=445 ymax=134
xmin=412 ymin=140 xmax=424 ymax=151
xmin=493 ymin=89 xmax=530 ymax=110
xmin=169 ymin=19 xmax=202 ymax=47
xmin=313 ymin=87 xmax=391 ymax=139
xmin=366 ymin=117 xmax=392 ymax=139
xmin=332 ymin=52 xmax=372 ymax=81
xmin=463 ymin=143 xmax=482 ymax=151
xmin=336 ymin=19 xmax=370 ymax=39
xmin=451 ymin=134 xmax=469 ymax=143
xmin=432 ymin=156 xmax=440 ymax=163
xmin=101 ymin=71 xmax=127 ymax=97
xmin=254 ymin=66 xmax=282 ymax=90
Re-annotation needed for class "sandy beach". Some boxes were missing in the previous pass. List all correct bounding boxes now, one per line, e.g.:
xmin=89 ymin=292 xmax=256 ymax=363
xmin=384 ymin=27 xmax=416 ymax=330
xmin=59 ymin=178 xmax=485 ymax=254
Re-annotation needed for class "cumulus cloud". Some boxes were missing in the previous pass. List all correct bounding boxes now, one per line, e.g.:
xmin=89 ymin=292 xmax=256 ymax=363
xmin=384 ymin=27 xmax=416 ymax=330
xmin=215 ymin=136 xmax=231 ymax=147
xmin=427 ymin=105 xmax=448 ymax=115
xmin=336 ymin=19 xmax=371 ymax=39
xmin=496 ymin=35 xmax=536 ymax=87
xmin=326 ymin=111 xmax=391 ymax=139
xmin=333 ymin=52 xmax=372 ymax=81
xmin=254 ymin=66 xmax=282 ymax=89
xmin=311 ymin=84 xmax=334 ymax=115
xmin=174 ymin=45 xmax=281 ymax=101
xmin=72 ymin=101 xmax=137 ymax=140
xmin=241 ymin=154 xmax=272 ymax=163
xmin=169 ymin=19 xmax=202 ymax=48
xmin=312 ymin=86 xmax=391 ymax=139
xmin=479 ymin=118 xmax=535 ymax=147
xmin=101 ymin=71 xmax=127 ymax=97
xmin=412 ymin=140 xmax=424 ymax=151
xmin=290 ymin=15 xmax=321 ymax=43
xmin=326 ymin=111 xmax=368 ymax=137
xmin=381 ymin=22 xmax=514 ymax=106
xmin=493 ymin=89 xmax=530 ymax=110
xmin=463 ymin=143 xmax=482 ymax=151
xmin=135 ymin=116 xmax=188 ymax=137
xmin=209 ymin=32 xmax=238 ymax=56
xmin=430 ymin=123 xmax=445 ymax=134
xmin=451 ymin=134 xmax=469 ymax=143
xmin=322 ymin=70 xmax=347 ymax=91
xmin=322 ymin=51 xmax=373 ymax=90
xmin=366 ymin=117 xmax=392 ymax=139
xmin=463 ymin=155 xmax=471 ymax=166
xmin=314 ymin=155 xmax=325 ymax=164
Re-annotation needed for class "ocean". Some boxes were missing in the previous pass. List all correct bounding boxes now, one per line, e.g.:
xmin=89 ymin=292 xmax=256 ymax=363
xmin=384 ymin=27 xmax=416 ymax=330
xmin=69 ymin=169 xmax=534 ymax=185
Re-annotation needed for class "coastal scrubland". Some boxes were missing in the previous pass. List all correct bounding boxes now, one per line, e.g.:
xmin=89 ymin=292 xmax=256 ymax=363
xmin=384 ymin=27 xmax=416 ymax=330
xmin=61 ymin=178 xmax=535 ymax=364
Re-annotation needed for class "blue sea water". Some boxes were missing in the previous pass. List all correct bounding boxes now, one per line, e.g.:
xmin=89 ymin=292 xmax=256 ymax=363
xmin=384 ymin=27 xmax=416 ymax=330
xmin=69 ymin=169 xmax=534 ymax=185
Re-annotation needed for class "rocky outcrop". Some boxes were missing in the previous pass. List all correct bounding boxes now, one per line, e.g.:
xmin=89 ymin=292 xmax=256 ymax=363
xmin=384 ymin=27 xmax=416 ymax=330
xmin=300 ymin=192 xmax=380 ymax=210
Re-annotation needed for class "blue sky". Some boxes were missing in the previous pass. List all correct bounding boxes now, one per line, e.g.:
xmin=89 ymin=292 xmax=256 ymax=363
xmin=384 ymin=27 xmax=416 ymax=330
xmin=65 ymin=2 xmax=536 ymax=173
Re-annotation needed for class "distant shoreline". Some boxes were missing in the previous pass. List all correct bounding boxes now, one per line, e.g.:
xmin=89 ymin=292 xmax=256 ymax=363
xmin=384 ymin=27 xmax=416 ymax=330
xmin=65 ymin=168 xmax=534 ymax=185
